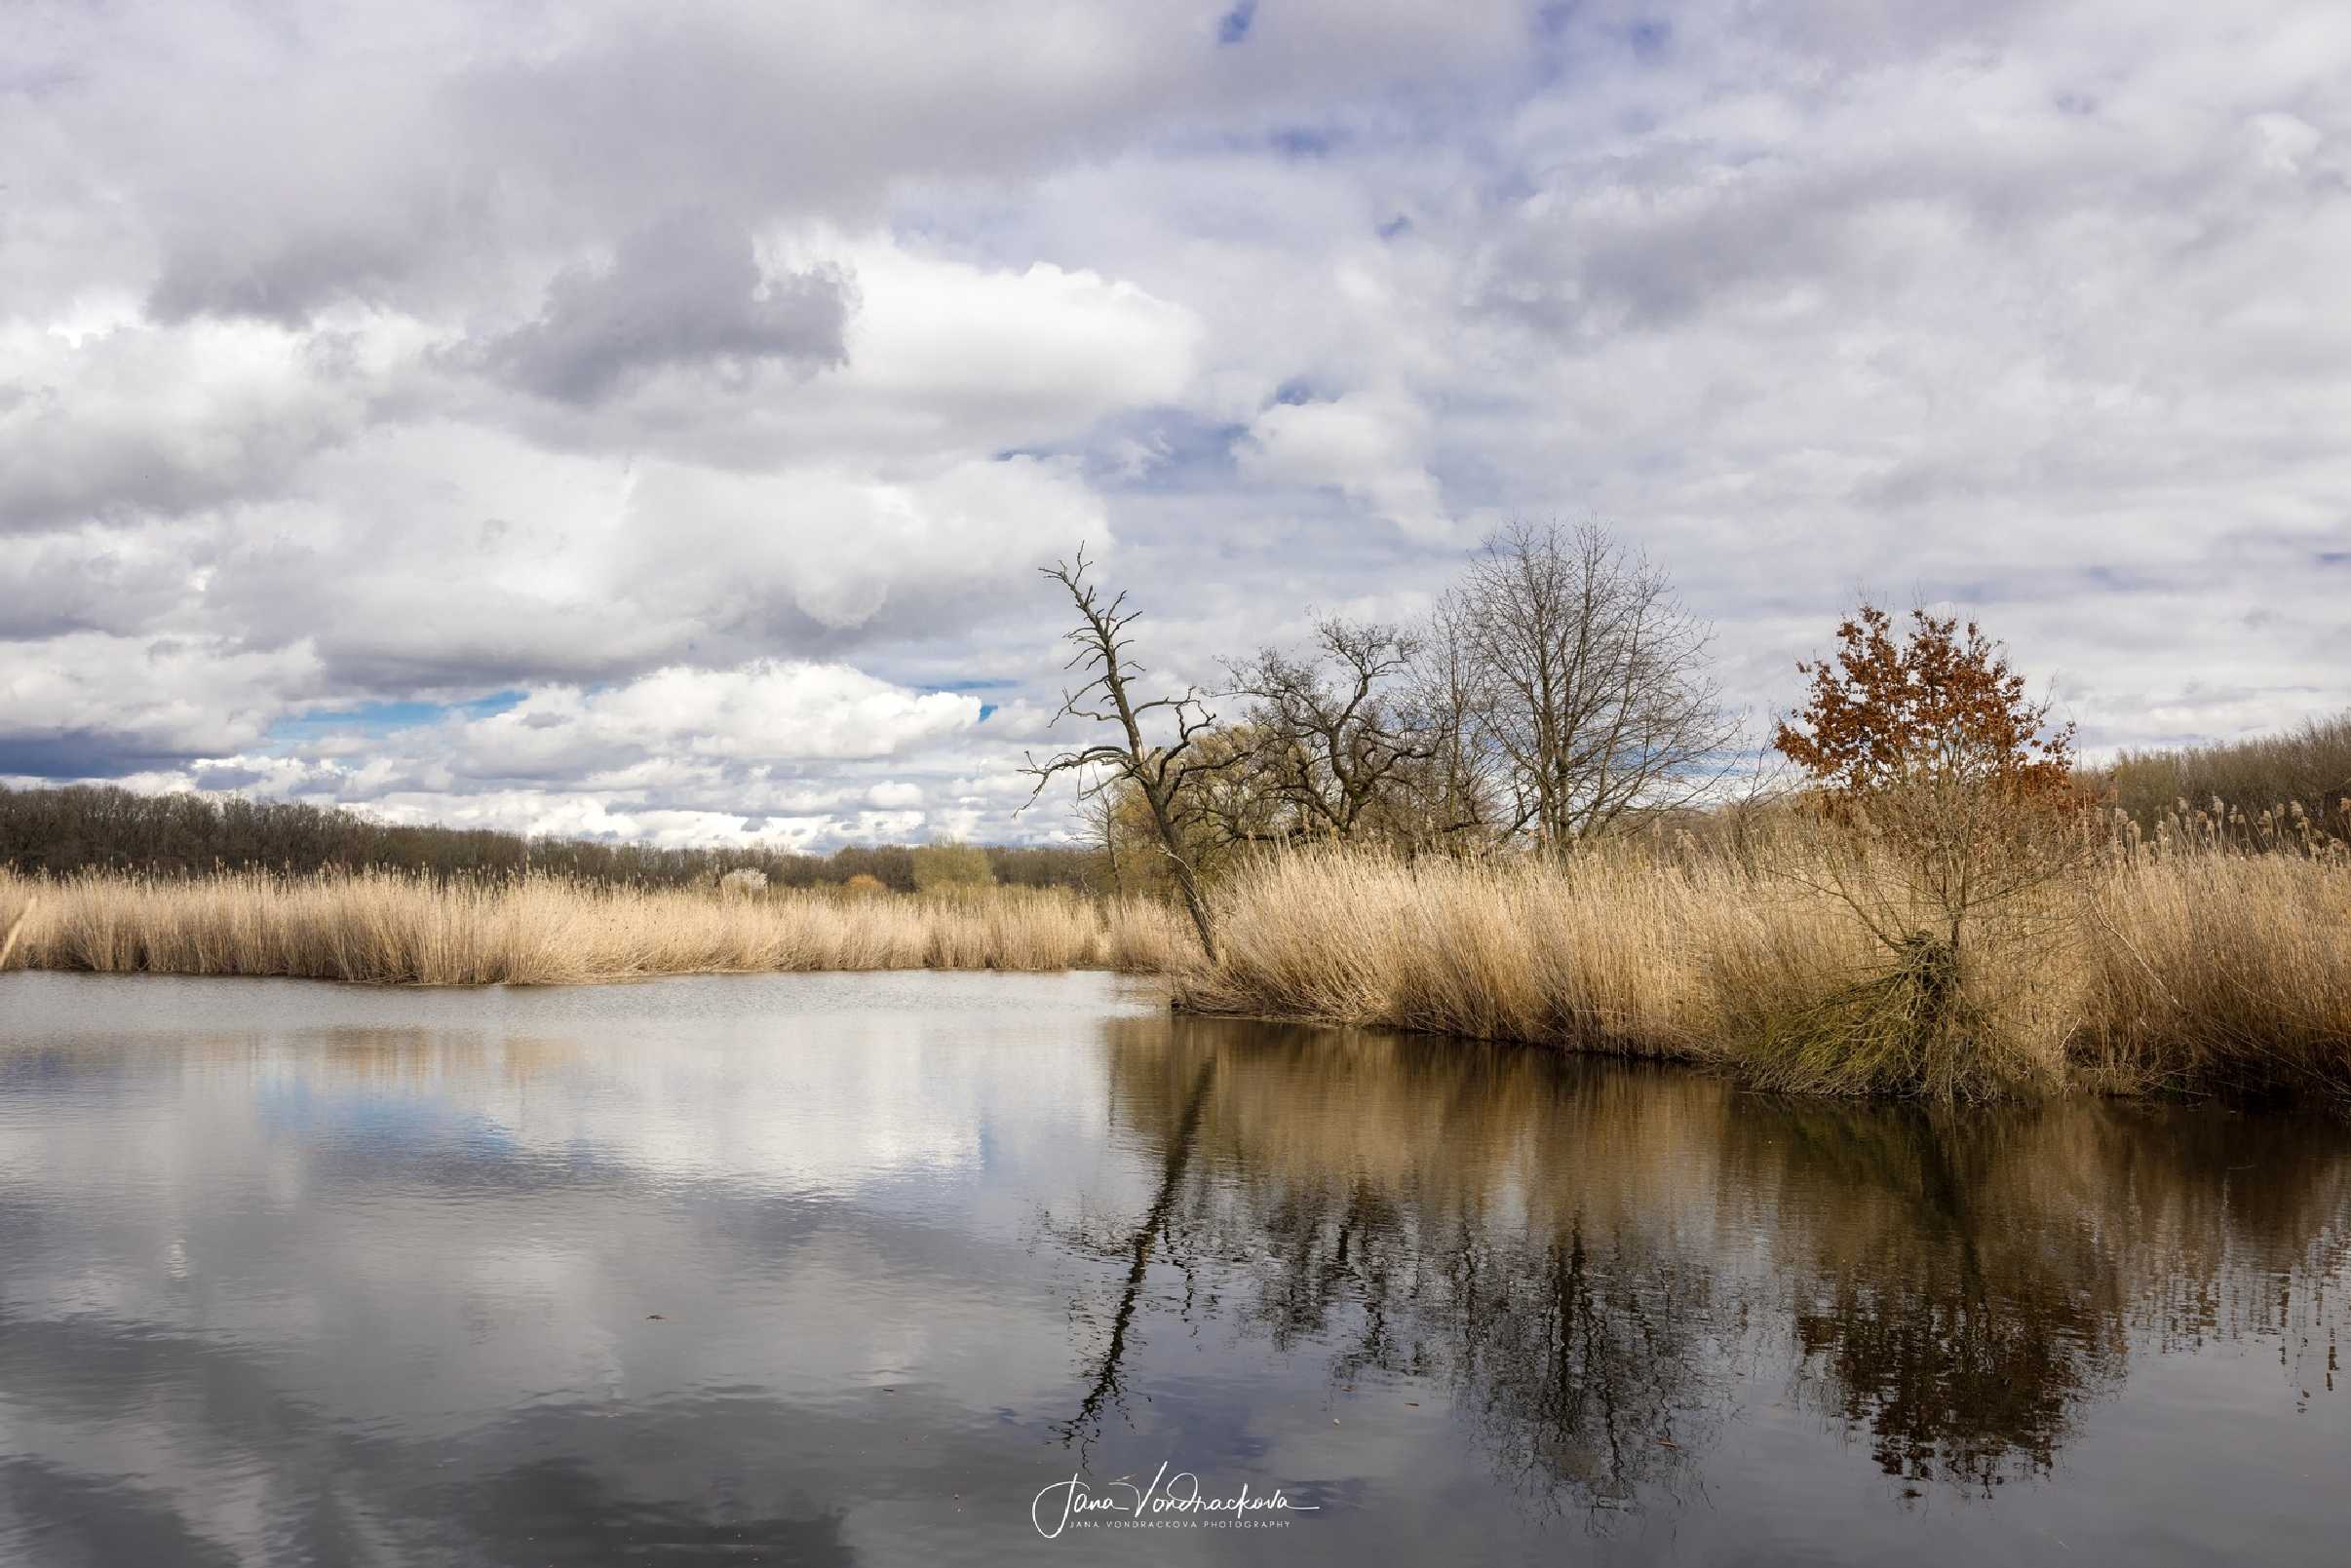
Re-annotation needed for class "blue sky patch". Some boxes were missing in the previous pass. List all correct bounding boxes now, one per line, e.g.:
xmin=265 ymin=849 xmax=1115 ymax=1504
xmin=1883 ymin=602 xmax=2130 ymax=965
xmin=265 ymin=690 xmax=526 ymax=747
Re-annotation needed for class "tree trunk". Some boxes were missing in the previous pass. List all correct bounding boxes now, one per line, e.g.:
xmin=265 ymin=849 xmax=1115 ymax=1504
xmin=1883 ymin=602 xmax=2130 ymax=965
xmin=1169 ymin=857 xmax=1218 ymax=965
xmin=1148 ymin=790 xmax=1218 ymax=962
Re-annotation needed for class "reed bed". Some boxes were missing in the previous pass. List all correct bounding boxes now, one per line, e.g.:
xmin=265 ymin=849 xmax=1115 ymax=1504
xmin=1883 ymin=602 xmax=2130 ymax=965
xmin=0 ymin=869 xmax=1179 ymax=985
xmin=1174 ymin=840 xmax=2351 ymax=1103
xmin=6 ymin=833 xmax=2346 ymax=1104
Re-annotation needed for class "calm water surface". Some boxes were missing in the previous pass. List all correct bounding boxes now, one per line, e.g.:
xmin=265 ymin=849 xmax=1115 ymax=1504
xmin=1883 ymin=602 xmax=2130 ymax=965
xmin=1 ymin=971 xmax=2344 ymax=1565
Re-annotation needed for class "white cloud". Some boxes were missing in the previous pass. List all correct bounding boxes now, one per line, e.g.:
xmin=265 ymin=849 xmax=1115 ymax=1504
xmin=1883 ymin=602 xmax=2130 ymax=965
xmin=827 ymin=244 xmax=1202 ymax=444
xmin=0 ymin=632 xmax=326 ymax=771
xmin=1238 ymin=389 xmax=1453 ymax=540
xmin=619 ymin=451 xmax=1111 ymax=636
xmin=445 ymin=663 xmax=982 ymax=783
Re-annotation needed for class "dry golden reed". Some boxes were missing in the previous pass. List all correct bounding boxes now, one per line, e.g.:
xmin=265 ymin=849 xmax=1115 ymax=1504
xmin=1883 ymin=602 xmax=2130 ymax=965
xmin=1173 ymin=839 xmax=2351 ymax=1103
xmin=0 ymin=869 xmax=1178 ymax=985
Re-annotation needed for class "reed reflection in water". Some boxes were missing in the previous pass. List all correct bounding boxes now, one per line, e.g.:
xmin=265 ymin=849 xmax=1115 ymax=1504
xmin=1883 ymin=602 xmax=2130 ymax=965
xmin=1058 ymin=1017 xmax=2349 ymax=1521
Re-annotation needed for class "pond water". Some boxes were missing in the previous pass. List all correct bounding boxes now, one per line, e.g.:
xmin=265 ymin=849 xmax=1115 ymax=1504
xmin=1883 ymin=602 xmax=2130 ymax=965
xmin=0 ymin=971 xmax=2344 ymax=1565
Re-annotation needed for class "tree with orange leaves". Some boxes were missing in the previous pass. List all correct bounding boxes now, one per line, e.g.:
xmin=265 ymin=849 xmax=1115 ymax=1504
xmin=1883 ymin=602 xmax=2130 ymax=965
xmin=1773 ymin=604 xmax=2075 ymax=818
xmin=1765 ymin=605 xmax=2086 ymax=1093
xmin=1774 ymin=602 xmax=2084 ymax=952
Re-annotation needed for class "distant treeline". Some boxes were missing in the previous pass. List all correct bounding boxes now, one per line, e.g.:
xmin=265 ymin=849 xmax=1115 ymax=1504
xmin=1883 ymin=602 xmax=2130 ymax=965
xmin=0 ymin=784 xmax=1105 ymax=893
xmin=2 ymin=709 xmax=2341 ymax=893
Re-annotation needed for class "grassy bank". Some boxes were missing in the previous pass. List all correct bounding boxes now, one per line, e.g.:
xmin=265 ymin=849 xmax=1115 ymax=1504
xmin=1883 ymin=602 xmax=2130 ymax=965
xmin=0 ymin=869 xmax=1180 ymax=984
xmin=1172 ymin=839 xmax=2351 ymax=1104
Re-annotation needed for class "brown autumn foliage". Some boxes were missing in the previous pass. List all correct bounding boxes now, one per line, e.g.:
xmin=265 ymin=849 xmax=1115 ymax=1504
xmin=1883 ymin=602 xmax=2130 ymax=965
xmin=1770 ymin=605 xmax=2091 ymax=947
xmin=1773 ymin=603 xmax=2077 ymax=811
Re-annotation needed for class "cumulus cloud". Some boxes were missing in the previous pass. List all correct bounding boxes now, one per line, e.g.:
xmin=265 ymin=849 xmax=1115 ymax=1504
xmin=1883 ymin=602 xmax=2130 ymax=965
xmin=0 ymin=632 xmax=325 ymax=777
xmin=830 ymin=245 xmax=1201 ymax=442
xmin=443 ymin=663 xmax=981 ymax=784
xmin=617 ymin=453 xmax=1111 ymax=639
xmin=67 ymin=661 xmax=1014 ymax=844
xmin=0 ymin=523 xmax=212 ymax=639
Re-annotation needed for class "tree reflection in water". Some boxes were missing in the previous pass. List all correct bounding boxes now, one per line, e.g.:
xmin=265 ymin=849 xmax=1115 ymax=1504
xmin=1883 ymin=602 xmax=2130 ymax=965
xmin=1047 ymin=1059 xmax=1218 ymax=1453
xmin=1047 ymin=1016 xmax=2351 ymax=1517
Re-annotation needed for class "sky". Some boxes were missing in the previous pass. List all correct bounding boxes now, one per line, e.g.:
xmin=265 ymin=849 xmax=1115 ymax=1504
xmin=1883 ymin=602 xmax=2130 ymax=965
xmin=3 ymin=0 xmax=2347 ymax=850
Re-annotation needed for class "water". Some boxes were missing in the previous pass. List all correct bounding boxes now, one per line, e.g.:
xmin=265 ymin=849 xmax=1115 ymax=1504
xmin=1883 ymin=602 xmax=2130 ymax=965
xmin=0 ymin=971 xmax=2343 ymax=1566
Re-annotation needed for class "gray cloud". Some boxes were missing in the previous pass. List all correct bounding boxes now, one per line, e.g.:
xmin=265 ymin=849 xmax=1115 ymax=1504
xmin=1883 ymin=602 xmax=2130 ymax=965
xmin=0 ymin=329 xmax=371 ymax=534
xmin=0 ymin=732 xmax=197 ymax=781
xmin=479 ymin=211 xmax=854 ymax=403
xmin=0 ymin=526 xmax=208 ymax=638
xmin=147 ymin=220 xmax=442 ymax=328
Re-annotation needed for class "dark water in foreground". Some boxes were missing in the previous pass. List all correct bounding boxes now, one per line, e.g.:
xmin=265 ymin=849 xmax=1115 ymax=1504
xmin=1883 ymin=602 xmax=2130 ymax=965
xmin=0 ymin=973 xmax=2344 ymax=1565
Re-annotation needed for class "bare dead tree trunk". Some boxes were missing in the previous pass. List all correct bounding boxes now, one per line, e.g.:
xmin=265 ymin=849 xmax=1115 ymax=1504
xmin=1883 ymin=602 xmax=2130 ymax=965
xmin=1054 ymin=1059 xmax=1214 ymax=1452
xmin=1021 ymin=549 xmax=1239 ymax=963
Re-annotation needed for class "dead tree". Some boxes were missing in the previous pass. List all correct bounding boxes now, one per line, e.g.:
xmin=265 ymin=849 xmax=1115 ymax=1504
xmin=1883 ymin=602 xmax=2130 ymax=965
xmin=1021 ymin=549 xmax=1234 ymax=961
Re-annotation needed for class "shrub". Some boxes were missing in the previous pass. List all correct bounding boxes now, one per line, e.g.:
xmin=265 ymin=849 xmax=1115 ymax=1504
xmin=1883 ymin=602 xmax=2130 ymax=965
xmin=911 ymin=840 xmax=995 ymax=892
xmin=1762 ymin=603 xmax=2089 ymax=1096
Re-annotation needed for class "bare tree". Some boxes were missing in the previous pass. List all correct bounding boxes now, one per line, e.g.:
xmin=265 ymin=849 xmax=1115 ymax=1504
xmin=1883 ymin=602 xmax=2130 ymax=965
xmin=1079 ymin=786 xmax=1125 ymax=897
xmin=1223 ymin=618 xmax=1436 ymax=843
xmin=1441 ymin=520 xmax=1737 ymax=847
xmin=1404 ymin=590 xmax=1509 ymax=848
xmin=1021 ymin=549 xmax=1235 ymax=960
